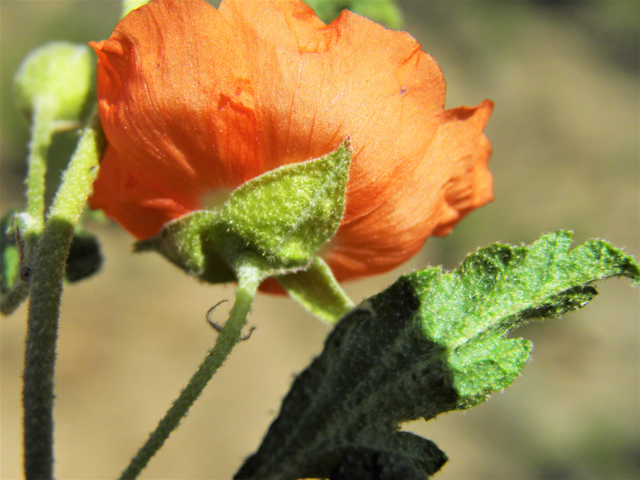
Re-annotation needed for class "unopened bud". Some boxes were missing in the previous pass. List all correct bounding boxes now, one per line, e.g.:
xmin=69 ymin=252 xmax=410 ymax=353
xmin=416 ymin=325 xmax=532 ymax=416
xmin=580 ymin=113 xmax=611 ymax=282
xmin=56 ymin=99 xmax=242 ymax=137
xmin=14 ymin=42 xmax=92 ymax=124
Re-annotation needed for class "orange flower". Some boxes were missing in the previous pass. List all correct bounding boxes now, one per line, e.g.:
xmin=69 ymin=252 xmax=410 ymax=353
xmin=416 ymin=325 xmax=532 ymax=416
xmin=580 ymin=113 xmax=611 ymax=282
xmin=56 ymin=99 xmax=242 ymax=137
xmin=89 ymin=0 xmax=493 ymax=284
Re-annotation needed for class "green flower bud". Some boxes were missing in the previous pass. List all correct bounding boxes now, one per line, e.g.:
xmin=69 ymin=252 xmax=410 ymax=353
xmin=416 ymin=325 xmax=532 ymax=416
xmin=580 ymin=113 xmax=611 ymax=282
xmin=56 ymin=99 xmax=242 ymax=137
xmin=14 ymin=41 xmax=93 ymax=125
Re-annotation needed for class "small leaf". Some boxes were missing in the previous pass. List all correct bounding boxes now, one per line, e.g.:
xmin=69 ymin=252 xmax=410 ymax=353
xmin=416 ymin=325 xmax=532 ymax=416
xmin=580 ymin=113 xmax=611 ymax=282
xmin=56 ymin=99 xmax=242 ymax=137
xmin=234 ymin=232 xmax=639 ymax=480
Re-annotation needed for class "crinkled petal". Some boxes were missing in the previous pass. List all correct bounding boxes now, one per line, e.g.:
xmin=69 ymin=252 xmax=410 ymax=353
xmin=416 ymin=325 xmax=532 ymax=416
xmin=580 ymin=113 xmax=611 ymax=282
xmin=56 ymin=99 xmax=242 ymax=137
xmin=323 ymin=100 xmax=494 ymax=280
xmin=430 ymin=100 xmax=494 ymax=235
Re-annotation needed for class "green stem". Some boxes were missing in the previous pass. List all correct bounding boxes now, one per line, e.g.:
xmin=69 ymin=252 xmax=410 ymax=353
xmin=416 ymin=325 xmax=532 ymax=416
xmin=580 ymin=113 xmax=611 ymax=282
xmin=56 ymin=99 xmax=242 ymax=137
xmin=22 ymin=119 xmax=101 ymax=479
xmin=22 ymin=218 xmax=73 ymax=480
xmin=277 ymin=256 xmax=355 ymax=324
xmin=48 ymin=114 xmax=101 ymax=221
xmin=119 ymin=266 xmax=262 ymax=480
xmin=0 ymin=281 xmax=29 ymax=316
xmin=24 ymin=97 xmax=56 ymax=243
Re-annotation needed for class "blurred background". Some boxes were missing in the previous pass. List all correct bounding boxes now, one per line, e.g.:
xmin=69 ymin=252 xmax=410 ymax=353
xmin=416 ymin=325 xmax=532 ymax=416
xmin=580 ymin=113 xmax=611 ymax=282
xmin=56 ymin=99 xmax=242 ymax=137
xmin=1 ymin=1 xmax=638 ymax=478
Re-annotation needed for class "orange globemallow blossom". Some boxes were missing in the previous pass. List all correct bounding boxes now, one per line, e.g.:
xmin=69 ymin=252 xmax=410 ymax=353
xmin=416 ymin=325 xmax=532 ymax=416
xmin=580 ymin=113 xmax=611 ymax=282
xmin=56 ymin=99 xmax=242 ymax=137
xmin=89 ymin=0 xmax=494 ymax=285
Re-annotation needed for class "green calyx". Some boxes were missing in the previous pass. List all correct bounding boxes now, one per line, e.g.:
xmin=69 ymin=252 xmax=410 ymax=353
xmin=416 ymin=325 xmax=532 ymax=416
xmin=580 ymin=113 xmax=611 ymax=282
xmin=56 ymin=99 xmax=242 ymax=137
xmin=233 ymin=231 xmax=639 ymax=480
xmin=219 ymin=140 xmax=351 ymax=270
xmin=135 ymin=210 xmax=235 ymax=284
xmin=136 ymin=140 xmax=354 ymax=320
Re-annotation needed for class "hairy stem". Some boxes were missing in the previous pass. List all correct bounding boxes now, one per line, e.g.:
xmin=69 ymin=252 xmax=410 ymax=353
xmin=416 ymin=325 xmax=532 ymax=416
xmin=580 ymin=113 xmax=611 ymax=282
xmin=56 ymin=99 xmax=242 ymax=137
xmin=24 ymin=98 xmax=56 ymax=242
xmin=119 ymin=266 xmax=261 ymax=480
xmin=0 ymin=281 xmax=29 ymax=316
xmin=22 ymin=120 xmax=100 ymax=479
xmin=22 ymin=218 xmax=73 ymax=479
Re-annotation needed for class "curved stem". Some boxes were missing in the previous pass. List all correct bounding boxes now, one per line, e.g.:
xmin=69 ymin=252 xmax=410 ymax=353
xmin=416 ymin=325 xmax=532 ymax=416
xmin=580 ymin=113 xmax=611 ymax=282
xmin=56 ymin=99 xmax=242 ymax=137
xmin=2 ymin=99 xmax=58 ymax=317
xmin=22 ymin=119 xmax=101 ymax=479
xmin=119 ymin=266 xmax=262 ymax=480
xmin=0 ymin=280 xmax=29 ymax=316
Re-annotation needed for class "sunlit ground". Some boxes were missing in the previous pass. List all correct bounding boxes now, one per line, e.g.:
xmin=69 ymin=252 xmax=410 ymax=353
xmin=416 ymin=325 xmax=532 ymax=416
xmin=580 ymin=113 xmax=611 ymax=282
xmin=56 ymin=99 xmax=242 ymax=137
xmin=1 ymin=1 xmax=638 ymax=479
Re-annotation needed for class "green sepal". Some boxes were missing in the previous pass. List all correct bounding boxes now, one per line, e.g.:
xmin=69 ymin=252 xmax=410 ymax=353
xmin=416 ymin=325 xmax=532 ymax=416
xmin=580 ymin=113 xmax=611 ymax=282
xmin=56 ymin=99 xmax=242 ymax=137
xmin=219 ymin=140 xmax=350 ymax=269
xmin=135 ymin=211 xmax=236 ymax=284
xmin=234 ymin=232 xmax=639 ymax=480
xmin=136 ymin=141 xmax=351 ymax=283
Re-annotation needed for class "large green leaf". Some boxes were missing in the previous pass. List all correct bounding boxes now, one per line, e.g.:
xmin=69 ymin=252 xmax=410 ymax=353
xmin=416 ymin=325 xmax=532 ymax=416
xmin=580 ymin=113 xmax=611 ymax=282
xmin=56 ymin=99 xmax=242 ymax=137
xmin=234 ymin=231 xmax=639 ymax=480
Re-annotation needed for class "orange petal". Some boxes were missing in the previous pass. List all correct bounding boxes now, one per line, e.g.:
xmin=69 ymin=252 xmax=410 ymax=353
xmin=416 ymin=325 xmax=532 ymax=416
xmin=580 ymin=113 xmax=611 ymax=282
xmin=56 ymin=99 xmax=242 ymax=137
xmin=90 ymin=146 xmax=196 ymax=239
xmin=323 ymin=100 xmax=494 ymax=280
xmin=430 ymin=99 xmax=494 ymax=236
xmin=91 ymin=0 xmax=262 ymax=203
